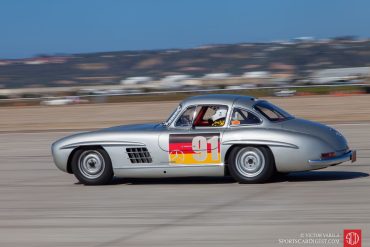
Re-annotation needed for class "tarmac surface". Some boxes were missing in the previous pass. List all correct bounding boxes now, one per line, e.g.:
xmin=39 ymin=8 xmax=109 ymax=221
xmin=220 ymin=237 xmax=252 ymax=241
xmin=0 ymin=123 xmax=369 ymax=247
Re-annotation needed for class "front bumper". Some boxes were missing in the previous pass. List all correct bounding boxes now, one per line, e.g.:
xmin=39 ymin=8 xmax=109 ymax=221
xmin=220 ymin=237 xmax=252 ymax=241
xmin=309 ymin=150 xmax=356 ymax=167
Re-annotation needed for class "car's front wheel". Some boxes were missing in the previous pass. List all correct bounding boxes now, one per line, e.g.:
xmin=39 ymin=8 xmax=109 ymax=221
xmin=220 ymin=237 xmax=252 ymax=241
xmin=228 ymin=146 xmax=274 ymax=183
xmin=71 ymin=148 xmax=113 ymax=185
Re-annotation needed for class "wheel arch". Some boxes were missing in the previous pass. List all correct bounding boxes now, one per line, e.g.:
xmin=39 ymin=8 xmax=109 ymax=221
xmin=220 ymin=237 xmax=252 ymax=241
xmin=66 ymin=145 xmax=105 ymax=174
xmin=224 ymin=144 xmax=276 ymax=175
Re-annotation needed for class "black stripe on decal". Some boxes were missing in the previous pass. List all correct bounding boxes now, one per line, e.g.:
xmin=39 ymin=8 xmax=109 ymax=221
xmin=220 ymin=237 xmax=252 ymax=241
xmin=169 ymin=133 xmax=220 ymax=143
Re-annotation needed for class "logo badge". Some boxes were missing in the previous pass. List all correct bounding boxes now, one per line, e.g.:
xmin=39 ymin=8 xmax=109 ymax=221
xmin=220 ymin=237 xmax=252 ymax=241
xmin=169 ymin=150 xmax=185 ymax=163
xmin=344 ymin=229 xmax=361 ymax=247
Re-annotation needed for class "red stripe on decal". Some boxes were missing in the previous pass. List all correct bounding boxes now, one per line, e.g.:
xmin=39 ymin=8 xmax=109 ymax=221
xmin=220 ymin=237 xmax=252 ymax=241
xmin=169 ymin=142 xmax=219 ymax=154
xmin=169 ymin=143 xmax=194 ymax=154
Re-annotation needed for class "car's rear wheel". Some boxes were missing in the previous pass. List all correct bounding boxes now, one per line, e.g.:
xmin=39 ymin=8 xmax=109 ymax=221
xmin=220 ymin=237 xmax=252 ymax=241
xmin=228 ymin=146 xmax=274 ymax=183
xmin=71 ymin=148 xmax=113 ymax=185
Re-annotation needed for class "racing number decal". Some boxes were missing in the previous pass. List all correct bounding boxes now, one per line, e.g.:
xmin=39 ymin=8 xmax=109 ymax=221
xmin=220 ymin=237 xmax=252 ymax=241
xmin=192 ymin=136 xmax=219 ymax=161
xmin=169 ymin=133 xmax=220 ymax=165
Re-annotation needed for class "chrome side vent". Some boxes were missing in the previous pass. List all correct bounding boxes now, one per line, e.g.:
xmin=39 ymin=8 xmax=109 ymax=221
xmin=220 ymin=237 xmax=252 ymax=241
xmin=126 ymin=147 xmax=152 ymax=163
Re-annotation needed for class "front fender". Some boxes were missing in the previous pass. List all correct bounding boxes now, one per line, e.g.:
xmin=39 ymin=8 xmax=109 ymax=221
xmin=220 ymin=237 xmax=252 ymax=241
xmin=51 ymin=139 xmax=74 ymax=173
xmin=51 ymin=131 xmax=152 ymax=173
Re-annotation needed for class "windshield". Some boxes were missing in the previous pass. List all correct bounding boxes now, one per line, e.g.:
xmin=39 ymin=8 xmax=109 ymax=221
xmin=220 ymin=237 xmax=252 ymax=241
xmin=163 ymin=105 xmax=182 ymax=126
xmin=254 ymin=101 xmax=294 ymax=122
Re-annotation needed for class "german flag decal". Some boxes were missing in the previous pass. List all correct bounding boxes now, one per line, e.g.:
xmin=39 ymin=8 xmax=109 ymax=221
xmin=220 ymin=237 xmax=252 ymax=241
xmin=169 ymin=133 xmax=221 ymax=165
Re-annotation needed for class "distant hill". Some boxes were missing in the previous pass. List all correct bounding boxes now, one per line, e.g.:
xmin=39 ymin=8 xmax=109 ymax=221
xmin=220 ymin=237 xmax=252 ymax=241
xmin=1 ymin=38 xmax=370 ymax=88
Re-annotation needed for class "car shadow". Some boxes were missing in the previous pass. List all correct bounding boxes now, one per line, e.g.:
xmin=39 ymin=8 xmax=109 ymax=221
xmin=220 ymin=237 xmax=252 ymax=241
xmin=105 ymin=170 xmax=368 ymax=185
xmin=273 ymin=170 xmax=369 ymax=183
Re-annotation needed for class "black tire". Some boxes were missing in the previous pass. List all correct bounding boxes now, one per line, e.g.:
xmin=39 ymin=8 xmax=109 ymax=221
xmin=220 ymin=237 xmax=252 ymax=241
xmin=71 ymin=147 xmax=113 ymax=185
xmin=228 ymin=146 xmax=274 ymax=183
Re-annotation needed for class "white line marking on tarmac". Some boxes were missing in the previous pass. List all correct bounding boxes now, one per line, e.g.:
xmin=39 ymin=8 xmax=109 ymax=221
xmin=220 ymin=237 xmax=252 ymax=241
xmin=330 ymin=123 xmax=370 ymax=126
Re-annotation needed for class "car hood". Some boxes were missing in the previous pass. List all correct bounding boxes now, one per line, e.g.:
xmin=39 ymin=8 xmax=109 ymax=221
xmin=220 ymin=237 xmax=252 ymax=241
xmin=96 ymin=122 xmax=163 ymax=133
xmin=52 ymin=123 xmax=163 ymax=149
xmin=281 ymin=118 xmax=347 ymax=151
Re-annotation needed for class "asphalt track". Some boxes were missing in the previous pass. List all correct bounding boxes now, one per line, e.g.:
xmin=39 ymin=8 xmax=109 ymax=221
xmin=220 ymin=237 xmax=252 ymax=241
xmin=0 ymin=124 xmax=369 ymax=247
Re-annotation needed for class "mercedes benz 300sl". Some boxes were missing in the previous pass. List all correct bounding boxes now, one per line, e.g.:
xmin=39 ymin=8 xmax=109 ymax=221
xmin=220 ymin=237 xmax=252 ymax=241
xmin=52 ymin=94 xmax=356 ymax=185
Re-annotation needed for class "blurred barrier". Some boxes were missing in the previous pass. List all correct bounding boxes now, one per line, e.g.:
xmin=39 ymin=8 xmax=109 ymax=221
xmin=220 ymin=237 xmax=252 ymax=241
xmin=0 ymin=83 xmax=369 ymax=106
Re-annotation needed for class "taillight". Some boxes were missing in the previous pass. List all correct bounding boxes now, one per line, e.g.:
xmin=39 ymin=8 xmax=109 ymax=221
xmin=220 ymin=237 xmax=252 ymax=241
xmin=321 ymin=152 xmax=336 ymax=159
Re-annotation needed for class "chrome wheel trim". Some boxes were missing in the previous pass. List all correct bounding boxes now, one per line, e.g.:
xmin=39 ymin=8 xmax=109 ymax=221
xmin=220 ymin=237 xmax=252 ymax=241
xmin=235 ymin=147 xmax=265 ymax=178
xmin=78 ymin=150 xmax=105 ymax=179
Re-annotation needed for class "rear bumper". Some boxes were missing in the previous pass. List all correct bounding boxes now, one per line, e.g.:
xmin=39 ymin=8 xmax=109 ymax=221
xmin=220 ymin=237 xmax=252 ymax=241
xmin=309 ymin=150 xmax=356 ymax=167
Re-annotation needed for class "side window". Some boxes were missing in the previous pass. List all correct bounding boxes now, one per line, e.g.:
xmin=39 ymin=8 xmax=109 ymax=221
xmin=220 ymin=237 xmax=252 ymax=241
xmin=254 ymin=101 xmax=293 ymax=122
xmin=256 ymin=106 xmax=280 ymax=120
xmin=175 ymin=106 xmax=196 ymax=127
xmin=230 ymin=108 xmax=261 ymax=125
xmin=193 ymin=105 xmax=228 ymax=127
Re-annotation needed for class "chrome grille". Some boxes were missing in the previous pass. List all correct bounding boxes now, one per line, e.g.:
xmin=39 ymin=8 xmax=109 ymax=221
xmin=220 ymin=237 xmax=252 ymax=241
xmin=126 ymin=147 xmax=152 ymax=163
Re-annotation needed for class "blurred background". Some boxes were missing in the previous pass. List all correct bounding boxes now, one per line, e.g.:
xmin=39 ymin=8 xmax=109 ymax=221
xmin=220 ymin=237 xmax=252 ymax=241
xmin=0 ymin=0 xmax=370 ymax=108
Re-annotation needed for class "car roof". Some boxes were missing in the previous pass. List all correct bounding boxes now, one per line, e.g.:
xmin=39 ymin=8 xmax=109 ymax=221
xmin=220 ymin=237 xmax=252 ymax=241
xmin=181 ymin=94 xmax=257 ymax=108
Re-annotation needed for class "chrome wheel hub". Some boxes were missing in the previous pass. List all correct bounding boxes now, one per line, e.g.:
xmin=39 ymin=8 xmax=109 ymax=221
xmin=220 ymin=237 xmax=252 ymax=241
xmin=78 ymin=150 xmax=105 ymax=179
xmin=235 ymin=147 xmax=265 ymax=178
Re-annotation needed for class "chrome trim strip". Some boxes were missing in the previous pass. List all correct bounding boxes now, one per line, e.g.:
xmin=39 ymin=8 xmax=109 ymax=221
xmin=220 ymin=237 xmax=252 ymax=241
xmin=60 ymin=141 xmax=145 ymax=149
xmin=118 ymin=164 xmax=224 ymax=169
xmin=222 ymin=140 xmax=299 ymax=149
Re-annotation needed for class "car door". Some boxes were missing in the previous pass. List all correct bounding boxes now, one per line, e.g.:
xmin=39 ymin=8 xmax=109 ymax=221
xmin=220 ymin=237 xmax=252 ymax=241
xmin=158 ymin=104 xmax=228 ymax=166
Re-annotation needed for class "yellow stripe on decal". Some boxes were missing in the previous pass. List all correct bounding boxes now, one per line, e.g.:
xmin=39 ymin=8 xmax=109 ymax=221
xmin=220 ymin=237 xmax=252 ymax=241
xmin=169 ymin=153 xmax=221 ymax=165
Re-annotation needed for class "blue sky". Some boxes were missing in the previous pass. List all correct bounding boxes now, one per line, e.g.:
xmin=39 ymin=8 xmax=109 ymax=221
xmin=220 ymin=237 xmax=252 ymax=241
xmin=0 ymin=0 xmax=369 ymax=58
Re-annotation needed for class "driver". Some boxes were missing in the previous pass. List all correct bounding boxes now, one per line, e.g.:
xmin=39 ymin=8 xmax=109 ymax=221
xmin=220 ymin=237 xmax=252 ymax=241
xmin=209 ymin=108 xmax=227 ymax=127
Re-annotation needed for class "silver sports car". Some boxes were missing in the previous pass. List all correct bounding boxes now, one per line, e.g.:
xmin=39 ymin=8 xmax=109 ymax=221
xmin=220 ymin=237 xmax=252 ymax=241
xmin=51 ymin=94 xmax=356 ymax=185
